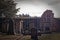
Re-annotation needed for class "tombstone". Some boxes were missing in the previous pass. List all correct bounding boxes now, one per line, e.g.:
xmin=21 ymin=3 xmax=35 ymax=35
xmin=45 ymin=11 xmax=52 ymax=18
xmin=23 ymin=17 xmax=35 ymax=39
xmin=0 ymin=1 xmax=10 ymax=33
xmin=31 ymin=28 xmax=38 ymax=40
xmin=7 ymin=18 xmax=14 ymax=35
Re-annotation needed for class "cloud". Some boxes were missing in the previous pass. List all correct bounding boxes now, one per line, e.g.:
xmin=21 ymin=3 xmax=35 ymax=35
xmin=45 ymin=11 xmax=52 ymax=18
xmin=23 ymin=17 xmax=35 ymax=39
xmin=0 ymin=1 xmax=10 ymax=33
xmin=15 ymin=0 xmax=60 ymax=18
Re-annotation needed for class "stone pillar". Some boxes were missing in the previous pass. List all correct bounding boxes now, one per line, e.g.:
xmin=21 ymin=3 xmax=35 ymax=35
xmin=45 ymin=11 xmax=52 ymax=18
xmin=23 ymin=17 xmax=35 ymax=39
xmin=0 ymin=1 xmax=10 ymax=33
xmin=20 ymin=20 xmax=23 ymax=34
xmin=7 ymin=18 xmax=14 ymax=35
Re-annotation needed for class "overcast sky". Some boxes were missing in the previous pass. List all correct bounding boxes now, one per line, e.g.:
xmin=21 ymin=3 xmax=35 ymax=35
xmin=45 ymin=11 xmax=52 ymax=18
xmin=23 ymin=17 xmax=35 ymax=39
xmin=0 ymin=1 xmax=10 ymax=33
xmin=15 ymin=0 xmax=60 ymax=18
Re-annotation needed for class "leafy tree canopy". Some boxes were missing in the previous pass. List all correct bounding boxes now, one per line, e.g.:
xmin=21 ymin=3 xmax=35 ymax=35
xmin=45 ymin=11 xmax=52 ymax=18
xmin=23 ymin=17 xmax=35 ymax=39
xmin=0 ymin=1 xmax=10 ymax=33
xmin=0 ymin=0 xmax=19 ymax=17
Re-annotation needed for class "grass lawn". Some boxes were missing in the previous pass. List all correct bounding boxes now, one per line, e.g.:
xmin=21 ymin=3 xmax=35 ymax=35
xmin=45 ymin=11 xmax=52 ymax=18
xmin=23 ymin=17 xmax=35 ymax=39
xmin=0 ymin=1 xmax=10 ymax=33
xmin=0 ymin=34 xmax=23 ymax=40
xmin=38 ymin=33 xmax=60 ymax=40
xmin=0 ymin=33 xmax=60 ymax=40
xmin=22 ymin=33 xmax=60 ymax=40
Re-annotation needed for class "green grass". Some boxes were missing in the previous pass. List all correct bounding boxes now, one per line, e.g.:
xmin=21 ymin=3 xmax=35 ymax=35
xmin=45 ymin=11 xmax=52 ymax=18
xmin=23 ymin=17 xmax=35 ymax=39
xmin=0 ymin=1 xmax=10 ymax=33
xmin=22 ymin=35 xmax=31 ymax=40
xmin=0 ymin=33 xmax=60 ymax=40
xmin=0 ymin=34 xmax=22 ymax=40
xmin=23 ymin=33 xmax=60 ymax=40
xmin=0 ymin=35 xmax=21 ymax=38
xmin=38 ymin=33 xmax=60 ymax=40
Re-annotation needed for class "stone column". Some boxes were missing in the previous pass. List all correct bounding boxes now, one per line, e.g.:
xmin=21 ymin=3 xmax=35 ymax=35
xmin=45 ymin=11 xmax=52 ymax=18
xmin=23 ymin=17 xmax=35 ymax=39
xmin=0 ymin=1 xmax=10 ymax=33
xmin=7 ymin=18 xmax=14 ymax=35
xmin=20 ymin=20 xmax=23 ymax=34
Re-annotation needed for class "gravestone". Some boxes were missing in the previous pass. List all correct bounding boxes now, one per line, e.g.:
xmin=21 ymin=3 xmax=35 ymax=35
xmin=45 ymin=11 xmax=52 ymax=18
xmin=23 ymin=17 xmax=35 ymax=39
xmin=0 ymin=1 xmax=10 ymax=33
xmin=31 ymin=28 xmax=38 ymax=40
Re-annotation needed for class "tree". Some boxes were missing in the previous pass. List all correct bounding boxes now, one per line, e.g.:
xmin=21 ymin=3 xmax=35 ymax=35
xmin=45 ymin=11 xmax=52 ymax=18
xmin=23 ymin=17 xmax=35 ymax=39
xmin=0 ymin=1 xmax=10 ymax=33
xmin=0 ymin=0 xmax=19 ymax=35
xmin=0 ymin=0 xmax=19 ymax=17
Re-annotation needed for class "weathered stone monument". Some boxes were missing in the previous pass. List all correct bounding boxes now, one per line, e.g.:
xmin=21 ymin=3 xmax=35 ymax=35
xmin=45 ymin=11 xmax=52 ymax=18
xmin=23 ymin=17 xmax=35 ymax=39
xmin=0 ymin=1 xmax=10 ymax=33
xmin=31 ymin=28 xmax=38 ymax=40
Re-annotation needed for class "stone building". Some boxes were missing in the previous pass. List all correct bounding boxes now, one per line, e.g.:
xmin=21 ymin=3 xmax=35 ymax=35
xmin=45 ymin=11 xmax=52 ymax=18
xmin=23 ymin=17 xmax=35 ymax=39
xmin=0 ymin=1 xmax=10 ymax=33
xmin=40 ymin=10 xmax=54 ymax=33
xmin=0 ymin=10 xmax=60 ymax=34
